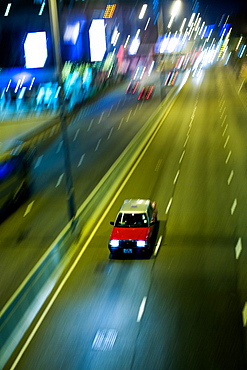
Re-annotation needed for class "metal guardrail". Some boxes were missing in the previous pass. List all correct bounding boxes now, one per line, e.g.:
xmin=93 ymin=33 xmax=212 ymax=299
xmin=0 ymin=71 xmax=189 ymax=369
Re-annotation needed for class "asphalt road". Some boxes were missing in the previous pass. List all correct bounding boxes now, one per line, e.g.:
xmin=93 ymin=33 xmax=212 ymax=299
xmin=5 ymin=65 xmax=247 ymax=369
xmin=0 ymin=70 xmax=166 ymax=308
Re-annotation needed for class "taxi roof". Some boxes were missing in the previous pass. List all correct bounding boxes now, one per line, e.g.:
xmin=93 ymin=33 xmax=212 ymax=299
xmin=120 ymin=199 xmax=151 ymax=214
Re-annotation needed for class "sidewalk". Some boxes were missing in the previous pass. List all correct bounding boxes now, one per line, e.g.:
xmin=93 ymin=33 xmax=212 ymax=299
xmin=0 ymin=106 xmax=59 ymax=152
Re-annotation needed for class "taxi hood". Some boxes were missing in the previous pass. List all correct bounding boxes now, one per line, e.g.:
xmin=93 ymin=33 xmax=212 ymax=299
xmin=109 ymin=227 xmax=150 ymax=241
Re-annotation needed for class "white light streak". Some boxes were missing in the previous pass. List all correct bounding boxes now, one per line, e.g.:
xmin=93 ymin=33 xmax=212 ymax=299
xmin=29 ymin=77 xmax=35 ymax=90
xmin=139 ymin=4 xmax=147 ymax=19
xmin=188 ymin=13 xmax=196 ymax=27
xmin=38 ymin=1 xmax=45 ymax=16
xmin=235 ymin=36 xmax=243 ymax=51
xmin=4 ymin=3 xmax=11 ymax=16
xmin=124 ymin=35 xmax=130 ymax=48
xmin=179 ymin=18 xmax=187 ymax=33
xmin=144 ymin=17 xmax=150 ymax=30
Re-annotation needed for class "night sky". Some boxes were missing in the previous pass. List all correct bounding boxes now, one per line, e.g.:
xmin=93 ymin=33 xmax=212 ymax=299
xmin=199 ymin=0 xmax=247 ymax=22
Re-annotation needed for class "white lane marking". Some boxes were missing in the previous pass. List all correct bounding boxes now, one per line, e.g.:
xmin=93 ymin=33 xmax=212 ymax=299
xmin=184 ymin=136 xmax=189 ymax=147
xmin=192 ymin=106 xmax=197 ymax=118
xmin=238 ymin=80 xmax=245 ymax=94
xmin=165 ymin=197 xmax=173 ymax=214
xmin=73 ymin=129 xmax=80 ymax=142
xmin=107 ymin=127 xmax=113 ymax=140
xmin=134 ymin=105 xmax=139 ymax=115
xmin=92 ymin=329 xmax=118 ymax=351
xmin=24 ymin=201 xmax=34 ymax=217
xmin=154 ymin=236 xmax=162 ymax=256
xmin=95 ymin=138 xmax=101 ymax=151
xmin=225 ymin=151 xmax=231 ymax=164
xmin=137 ymin=296 xmax=147 ymax=322
xmin=115 ymin=100 xmax=121 ymax=111
xmin=173 ymin=170 xmax=180 ymax=184
xmin=222 ymin=124 xmax=228 ymax=136
xmin=155 ymin=159 xmax=162 ymax=171
xmin=126 ymin=110 xmax=132 ymax=122
xmin=98 ymin=112 xmax=104 ymax=124
xmin=221 ymin=115 xmax=227 ymax=127
xmin=87 ymin=119 xmax=94 ymax=132
xmin=34 ymin=155 xmax=43 ymax=169
xmin=219 ymin=102 xmax=225 ymax=111
xmin=227 ymin=170 xmax=234 ymax=185
xmin=56 ymin=173 xmax=64 ymax=187
xmin=224 ymin=135 xmax=230 ymax=148
xmin=118 ymin=118 xmax=124 ymax=130
xmin=179 ymin=150 xmax=185 ymax=164
xmin=242 ymin=302 xmax=247 ymax=327
xmin=78 ymin=154 xmax=85 ymax=167
xmin=187 ymin=126 xmax=191 ymax=135
xmin=107 ymin=105 xmax=113 ymax=117
xmin=231 ymin=198 xmax=237 ymax=215
xmin=220 ymin=107 xmax=226 ymax=118
xmin=235 ymin=237 xmax=242 ymax=259
xmin=56 ymin=141 xmax=63 ymax=153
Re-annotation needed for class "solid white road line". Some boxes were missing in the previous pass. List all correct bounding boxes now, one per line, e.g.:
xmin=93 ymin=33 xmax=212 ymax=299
xmin=95 ymin=139 xmax=101 ymax=151
xmin=231 ymin=198 xmax=237 ymax=215
xmin=227 ymin=170 xmax=234 ymax=185
xmin=56 ymin=173 xmax=64 ymax=187
xmin=56 ymin=141 xmax=63 ymax=154
xmin=165 ymin=198 xmax=173 ymax=214
xmin=242 ymin=302 xmax=247 ymax=326
xmin=118 ymin=118 xmax=124 ymax=130
xmin=224 ymin=135 xmax=230 ymax=148
xmin=225 ymin=151 xmax=231 ymax=164
xmin=137 ymin=297 xmax=147 ymax=322
xmin=73 ymin=129 xmax=80 ymax=142
xmin=87 ymin=119 xmax=94 ymax=132
xmin=173 ymin=170 xmax=180 ymax=184
xmin=221 ymin=115 xmax=227 ymax=127
xmin=78 ymin=154 xmax=85 ymax=167
xmin=179 ymin=150 xmax=185 ymax=164
xmin=107 ymin=127 xmax=113 ymax=140
xmin=34 ymin=155 xmax=43 ymax=169
xmin=154 ymin=236 xmax=162 ymax=256
xmin=98 ymin=112 xmax=104 ymax=124
xmin=126 ymin=110 xmax=132 ymax=122
xmin=235 ymin=237 xmax=242 ymax=259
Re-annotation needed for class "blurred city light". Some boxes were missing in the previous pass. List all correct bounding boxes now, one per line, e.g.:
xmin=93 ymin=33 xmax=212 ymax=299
xmin=24 ymin=32 xmax=48 ymax=68
xmin=139 ymin=4 xmax=147 ymax=19
xmin=89 ymin=19 xmax=106 ymax=62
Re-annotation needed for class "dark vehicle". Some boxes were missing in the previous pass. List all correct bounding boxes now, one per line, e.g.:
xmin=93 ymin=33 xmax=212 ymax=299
xmin=126 ymin=80 xmax=139 ymax=94
xmin=164 ymin=69 xmax=178 ymax=86
xmin=108 ymin=199 xmax=158 ymax=258
xmin=138 ymin=85 xmax=154 ymax=100
xmin=0 ymin=145 xmax=34 ymax=220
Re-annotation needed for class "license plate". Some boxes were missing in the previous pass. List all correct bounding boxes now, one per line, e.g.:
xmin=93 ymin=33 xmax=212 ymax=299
xmin=123 ymin=248 xmax=132 ymax=253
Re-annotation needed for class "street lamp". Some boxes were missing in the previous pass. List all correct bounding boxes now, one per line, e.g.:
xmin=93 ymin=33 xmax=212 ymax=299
xmin=168 ymin=0 xmax=182 ymax=29
xmin=48 ymin=0 xmax=76 ymax=224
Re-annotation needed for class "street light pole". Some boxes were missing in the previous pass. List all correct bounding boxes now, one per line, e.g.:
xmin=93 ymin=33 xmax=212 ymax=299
xmin=48 ymin=0 xmax=76 ymax=223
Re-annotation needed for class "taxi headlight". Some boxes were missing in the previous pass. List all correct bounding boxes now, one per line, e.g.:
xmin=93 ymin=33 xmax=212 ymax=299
xmin=109 ymin=240 xmax=119 ymax=247
xmin=137 ymin=240 xmax=146 ymax=247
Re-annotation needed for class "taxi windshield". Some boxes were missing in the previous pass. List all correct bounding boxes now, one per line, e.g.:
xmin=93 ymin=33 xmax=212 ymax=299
xmin=115 ymin=212 xmax=148 ymax=228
